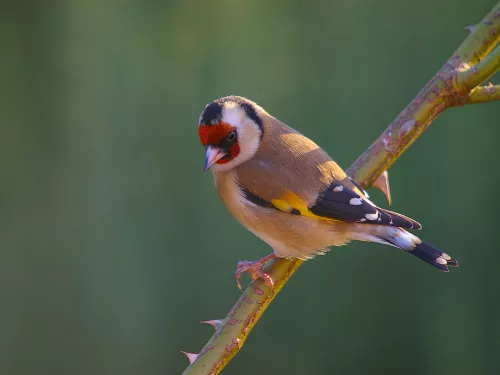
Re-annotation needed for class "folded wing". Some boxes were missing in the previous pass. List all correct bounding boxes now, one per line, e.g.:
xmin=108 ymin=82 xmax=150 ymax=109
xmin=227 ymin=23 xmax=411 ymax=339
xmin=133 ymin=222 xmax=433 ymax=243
xmin=308 ymin=181 xmax=421 ymax=230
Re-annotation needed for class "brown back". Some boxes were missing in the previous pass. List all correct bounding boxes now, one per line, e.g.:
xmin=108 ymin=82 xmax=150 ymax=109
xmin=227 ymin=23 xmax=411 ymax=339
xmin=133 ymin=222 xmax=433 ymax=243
xmin=234 ymin=112 xmax=356 ymax=205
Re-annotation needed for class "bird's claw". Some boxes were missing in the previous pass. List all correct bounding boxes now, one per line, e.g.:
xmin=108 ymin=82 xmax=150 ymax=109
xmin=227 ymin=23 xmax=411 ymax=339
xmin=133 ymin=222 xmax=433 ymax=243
xmin=235 ymin=258 xmax=275 ymax=291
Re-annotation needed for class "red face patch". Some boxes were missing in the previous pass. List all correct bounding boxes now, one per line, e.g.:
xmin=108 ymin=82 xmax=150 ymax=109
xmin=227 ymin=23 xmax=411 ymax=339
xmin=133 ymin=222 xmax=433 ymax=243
xmin=198 ymin=122 xmax=240 ymax=164
xmin=198 ymin=122 xmax=233 ymax=146
xmin=216 ymin=143 xmax=241 ymax=164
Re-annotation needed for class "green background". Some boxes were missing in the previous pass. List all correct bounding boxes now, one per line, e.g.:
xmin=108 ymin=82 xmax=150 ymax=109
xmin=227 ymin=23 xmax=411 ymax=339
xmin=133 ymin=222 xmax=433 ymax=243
xmin=1 ymin=1 xmax=499 ymax=374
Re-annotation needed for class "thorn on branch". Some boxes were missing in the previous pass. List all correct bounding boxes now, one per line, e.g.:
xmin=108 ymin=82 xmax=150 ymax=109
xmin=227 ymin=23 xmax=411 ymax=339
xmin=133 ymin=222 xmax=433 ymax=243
xmin=465 ymin=25 xmax=476 ymax=32
xmin=181 ymin=351 xmax=199 ymax=365
xmin=372 ymin=171 xmax=392 ymax=206
xmin=201 ymin=319 xmax=223 ymax=330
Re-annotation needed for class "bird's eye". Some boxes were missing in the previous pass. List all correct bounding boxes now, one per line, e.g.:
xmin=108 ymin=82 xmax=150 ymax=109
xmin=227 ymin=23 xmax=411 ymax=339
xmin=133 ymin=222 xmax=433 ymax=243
xmin=227 ymin=130 xmax=236 ymax=142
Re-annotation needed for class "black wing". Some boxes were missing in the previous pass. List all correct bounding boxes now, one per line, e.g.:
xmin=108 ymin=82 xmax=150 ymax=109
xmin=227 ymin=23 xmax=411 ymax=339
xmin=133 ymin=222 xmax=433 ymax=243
xmin=309 ymin=181 xmax=421 ymax=230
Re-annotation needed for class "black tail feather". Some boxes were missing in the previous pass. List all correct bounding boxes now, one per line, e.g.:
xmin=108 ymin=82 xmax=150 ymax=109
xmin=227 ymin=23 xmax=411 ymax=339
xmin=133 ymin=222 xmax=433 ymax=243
xmin=378 ymin=234 xmax=458 ymax=272
xmin=408 ymin=241 xmax=459 ymax=272
xmin=446 ymin=259 xmax=459 ymax=267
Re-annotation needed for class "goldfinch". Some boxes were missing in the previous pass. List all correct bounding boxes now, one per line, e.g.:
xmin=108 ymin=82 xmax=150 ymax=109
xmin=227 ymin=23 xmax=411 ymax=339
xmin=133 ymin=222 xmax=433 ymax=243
xmin=198 ymin=96 xmax=458 ymax=289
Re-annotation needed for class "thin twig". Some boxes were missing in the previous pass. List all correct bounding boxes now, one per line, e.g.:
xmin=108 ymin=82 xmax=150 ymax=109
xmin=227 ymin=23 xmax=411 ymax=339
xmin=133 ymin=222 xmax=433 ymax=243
xmin=348 ymin=2 xmax=500 ymax=187
xmin=456 ymin=45 xmax=500 ymax=91
xmin=468 ymin=83 xmax=500 ymax=103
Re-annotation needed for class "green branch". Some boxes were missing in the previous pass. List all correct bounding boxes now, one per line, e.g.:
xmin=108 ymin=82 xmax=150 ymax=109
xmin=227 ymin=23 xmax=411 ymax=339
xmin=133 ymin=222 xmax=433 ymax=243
xmin=348 ymin=2 xmax=500 ymax=187
xmin=468 ymin=83 xmax=500 ymax=103
xmin=456 ymin=45 xmax=500 ymax=91
xmin=182 ymin=3 xmax=500 ymax=374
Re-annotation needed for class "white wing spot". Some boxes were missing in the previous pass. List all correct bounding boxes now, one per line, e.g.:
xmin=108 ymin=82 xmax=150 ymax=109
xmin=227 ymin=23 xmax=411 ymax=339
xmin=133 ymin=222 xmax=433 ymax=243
xmin=365 ymin=213 xmax=378 ymax=221
xmin=333 ymin=186 xmax=343 ymax=192
xmin=442 ymin=253 xmax=451 ymax=261
xmin=349 ymin=198 xmax=362 ymax=206
xmin=436 ymin=257 xmax=447 ymax=265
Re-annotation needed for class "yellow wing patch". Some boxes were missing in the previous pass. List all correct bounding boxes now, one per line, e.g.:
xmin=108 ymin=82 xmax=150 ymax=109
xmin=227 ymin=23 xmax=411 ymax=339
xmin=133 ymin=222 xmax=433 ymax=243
xmin=270 ymin=198 xmax=295 ymax=213
xmin=271 ymin=192 xmax=338 ymax=221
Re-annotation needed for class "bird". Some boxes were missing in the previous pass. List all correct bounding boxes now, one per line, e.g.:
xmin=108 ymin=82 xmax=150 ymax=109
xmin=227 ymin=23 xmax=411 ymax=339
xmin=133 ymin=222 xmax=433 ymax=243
xmin=197 ymin=95 xmax=458 ymax=290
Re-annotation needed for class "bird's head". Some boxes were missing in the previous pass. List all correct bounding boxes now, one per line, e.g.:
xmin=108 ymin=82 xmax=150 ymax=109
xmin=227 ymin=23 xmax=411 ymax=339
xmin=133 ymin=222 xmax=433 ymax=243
xmin=198 ymin=96 xmax=264 ymax=173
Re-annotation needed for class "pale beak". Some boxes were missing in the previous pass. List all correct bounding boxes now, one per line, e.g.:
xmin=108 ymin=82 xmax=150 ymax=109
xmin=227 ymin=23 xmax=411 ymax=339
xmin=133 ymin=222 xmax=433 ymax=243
xmin=204 ymin=146 xmax=226 ymax=173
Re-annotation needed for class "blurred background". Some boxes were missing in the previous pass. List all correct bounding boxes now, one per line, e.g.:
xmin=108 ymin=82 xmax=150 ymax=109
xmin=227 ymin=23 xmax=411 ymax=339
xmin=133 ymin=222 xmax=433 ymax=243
xmin=1 ymin=0 xmax=499 ymax=374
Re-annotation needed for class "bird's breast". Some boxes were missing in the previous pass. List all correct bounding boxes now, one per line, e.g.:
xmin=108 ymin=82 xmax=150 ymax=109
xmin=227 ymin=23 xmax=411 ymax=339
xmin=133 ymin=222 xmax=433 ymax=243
xmin=212 ymin=170 xmax=351 ymax=258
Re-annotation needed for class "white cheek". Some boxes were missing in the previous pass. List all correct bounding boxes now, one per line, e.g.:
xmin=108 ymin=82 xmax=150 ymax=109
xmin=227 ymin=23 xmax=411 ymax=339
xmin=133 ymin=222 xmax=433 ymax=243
xmin=236 ymin=130 xmax=260 ymax=163
xmin=210 ymin=106 xmax=261 ymax=172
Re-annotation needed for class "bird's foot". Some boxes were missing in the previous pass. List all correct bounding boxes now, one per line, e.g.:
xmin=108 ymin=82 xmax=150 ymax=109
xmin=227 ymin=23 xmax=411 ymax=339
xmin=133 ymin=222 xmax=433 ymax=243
xmin=235 ymin=253 xmax=276 ymax=291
